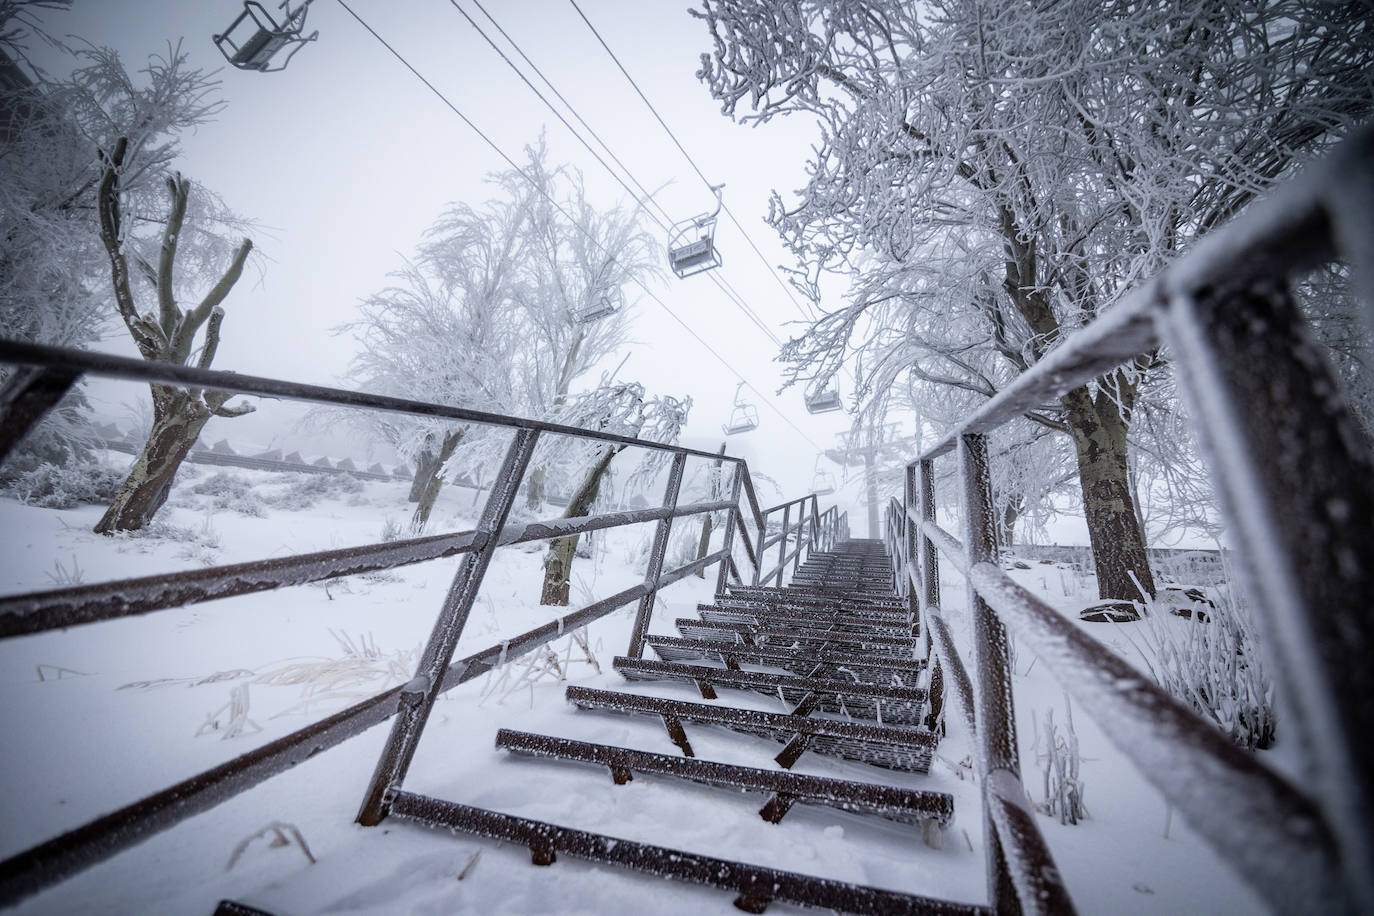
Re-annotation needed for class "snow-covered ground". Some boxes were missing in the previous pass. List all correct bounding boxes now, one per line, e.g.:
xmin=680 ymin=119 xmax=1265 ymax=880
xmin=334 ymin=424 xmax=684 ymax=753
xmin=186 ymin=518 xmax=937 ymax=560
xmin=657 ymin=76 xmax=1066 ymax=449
xmin=0 ymin=462 xmax=1269 ymax=914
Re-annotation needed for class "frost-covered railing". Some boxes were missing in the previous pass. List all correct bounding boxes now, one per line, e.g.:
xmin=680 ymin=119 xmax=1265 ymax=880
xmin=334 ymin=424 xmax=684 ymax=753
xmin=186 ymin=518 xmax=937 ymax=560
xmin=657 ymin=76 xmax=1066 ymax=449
xmin=883 ymin=129 xmax=1374 ymax=915
xmin=0 ymin=339 xmax=843 ymax=905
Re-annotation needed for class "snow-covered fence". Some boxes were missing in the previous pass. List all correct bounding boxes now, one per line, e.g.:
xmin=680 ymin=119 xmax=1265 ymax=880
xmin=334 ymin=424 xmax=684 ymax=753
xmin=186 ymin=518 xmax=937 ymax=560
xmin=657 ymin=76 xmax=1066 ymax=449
xmin=0 ymin=337 xmax=845 ymax=906
xmin=885 ymin=128 xmax=1374 ymax=914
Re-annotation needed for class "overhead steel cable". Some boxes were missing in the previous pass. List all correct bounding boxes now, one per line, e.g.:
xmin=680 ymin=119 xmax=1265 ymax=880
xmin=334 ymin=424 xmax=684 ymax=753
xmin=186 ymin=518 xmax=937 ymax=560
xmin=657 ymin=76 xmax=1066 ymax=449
xmin=333 ymin=0 xmax=825 ymax=452
xmin=449 ymin=0 xmax=784 ymax=349
xmin=567 ymin=0 xmax=816 ymax=323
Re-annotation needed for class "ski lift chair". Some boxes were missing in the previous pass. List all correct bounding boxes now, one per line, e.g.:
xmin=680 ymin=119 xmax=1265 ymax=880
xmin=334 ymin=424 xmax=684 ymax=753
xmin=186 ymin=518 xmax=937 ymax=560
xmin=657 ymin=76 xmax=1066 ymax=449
xmin=214 ymin=1 xmax=318 ymax=72
xmin=804 ymin=387 xmax=843 ymax=414
xmin=667 ymin=185 xmax=724 ymax=279
xmin=810 ymin=457 xmax=836 ymax=496
xmin=722 ymin=381 xmax=759 ymax=435
xmin=572 ymin=289 xmax=621 ymax=324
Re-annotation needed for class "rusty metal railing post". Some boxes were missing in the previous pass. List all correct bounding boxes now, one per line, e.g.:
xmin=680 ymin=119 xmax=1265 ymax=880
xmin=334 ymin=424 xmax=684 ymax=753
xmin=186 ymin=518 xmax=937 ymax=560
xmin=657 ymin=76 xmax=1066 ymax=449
xmin=1159 ymin=278 xmax=1374 ymax=910
xmin=960 ymin=433 xmax=1020 ymax=913
xmin=357 ymin=427 xmax=539 ymax=826
xmin=714 ymin=464 xmax=745 ymax=597
xmin=904 ymin=466 xmax=922 ymax=647
xmin=774 ymin=503 xmax=792 ymax=587
xmin=917 ymin=459 xmax=945 ymax=730
xmin=791 ymin=500 xmax=806 ymax=574
xmin=628 ymin=451 xmax=688 ymax=659
xmin=752 ymin=509 xmax=767 ymax=586
xmin=0 ymin=366 xmax=81 ymax=467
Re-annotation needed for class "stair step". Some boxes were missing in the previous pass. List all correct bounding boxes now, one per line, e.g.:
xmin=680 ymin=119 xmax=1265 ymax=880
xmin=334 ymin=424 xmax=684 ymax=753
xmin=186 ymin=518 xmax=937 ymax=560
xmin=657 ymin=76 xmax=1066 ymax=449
xmin=699 ymin=605 xmax=914 ymax=637
xmin=676 ymin=619 xmax=920 ymax=655
xmin=706 ymin=598 xmax=910 ymax=625
xmin=566 ymin=686 xmax=935 ymax=772
xmin=495 ymin=729 xmax=953 ymax=825
xmin=724 ymin=587 xmax=903 ymax=609
xmin=648 ymin=635 xmax=925 ymax=686
xmin=614 ymin=657 xmax=926 ymax=725
xmin=388 ymin=792 xmax=986 ymax=915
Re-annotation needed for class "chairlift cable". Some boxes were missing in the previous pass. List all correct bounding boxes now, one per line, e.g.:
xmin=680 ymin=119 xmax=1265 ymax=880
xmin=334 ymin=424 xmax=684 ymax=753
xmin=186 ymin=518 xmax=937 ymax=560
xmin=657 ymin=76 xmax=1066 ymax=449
xmin=567 ymin=0 xmax=815 ymax=323
xmin=450 ymin=0 xmax=783 ymax=348
xmin=333 ymin=0 xmax=826 ymax=453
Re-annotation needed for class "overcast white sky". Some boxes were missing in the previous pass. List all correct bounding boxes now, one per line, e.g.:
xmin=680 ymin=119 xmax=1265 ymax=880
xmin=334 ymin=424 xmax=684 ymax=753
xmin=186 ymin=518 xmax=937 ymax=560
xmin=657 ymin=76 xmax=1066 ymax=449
xmin=21 ymin=0 xmax=880 ymax=511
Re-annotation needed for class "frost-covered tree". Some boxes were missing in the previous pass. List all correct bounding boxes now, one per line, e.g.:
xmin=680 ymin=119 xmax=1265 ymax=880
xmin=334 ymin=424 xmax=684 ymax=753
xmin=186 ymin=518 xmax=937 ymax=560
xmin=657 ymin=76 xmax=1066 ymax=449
xmin=341 ymin=141 xmax=659 ymax=530
xmin=695 ymin=0 xmax=1374 ymax=600
xmin=539 ymin=383 xmax=692 ymax=606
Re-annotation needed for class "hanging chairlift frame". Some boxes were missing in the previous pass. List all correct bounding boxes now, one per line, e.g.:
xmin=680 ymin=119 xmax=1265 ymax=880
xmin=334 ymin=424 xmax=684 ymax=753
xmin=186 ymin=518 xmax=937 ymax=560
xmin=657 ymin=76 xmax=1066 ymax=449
xmin=667 ymin=185 xmax=724 ymax=279
xmin=722 ymin=381 xmax=758 ymax=435
xmin=572 ymin=291 xmax=621 ymax=325
xmin=810 ymin=458 xmax=836 ymax=496
xmin=804 ymin=387 xmax=843 ymax=414
xmin=214 ymin=1 xmax=318 ymax=72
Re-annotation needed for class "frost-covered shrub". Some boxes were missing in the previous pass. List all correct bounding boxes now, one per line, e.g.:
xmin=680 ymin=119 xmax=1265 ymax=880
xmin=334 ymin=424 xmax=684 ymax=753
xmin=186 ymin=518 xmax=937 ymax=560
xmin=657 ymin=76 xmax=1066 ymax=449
xmin=2 ymin=461 xmax=124 ymax=509
xmin=263 ymin=472 xmax=364 ymax=511
xmin=189 ymin=471 xmax=266 ymax=517
xmin=1129 ymin=584 xmax=1276 ymax=750
xmin=1034 ymin=698 xmax=1087 ymax=825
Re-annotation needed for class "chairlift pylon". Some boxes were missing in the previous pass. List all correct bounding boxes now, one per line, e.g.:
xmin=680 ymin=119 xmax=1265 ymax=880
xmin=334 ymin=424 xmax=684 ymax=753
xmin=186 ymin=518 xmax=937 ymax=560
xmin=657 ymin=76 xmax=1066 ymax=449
xmin=722 ymin=380 xmax=759 ymax=435
xmin=214 ymin=1 xmax=318 ymax=72
xmin=667 ymin=184 xmax=724 ymax=279
xmin=804 ymin=386 xmax=843 ymax=414
xmin=810 ymin=457 xmax=836 ymax=496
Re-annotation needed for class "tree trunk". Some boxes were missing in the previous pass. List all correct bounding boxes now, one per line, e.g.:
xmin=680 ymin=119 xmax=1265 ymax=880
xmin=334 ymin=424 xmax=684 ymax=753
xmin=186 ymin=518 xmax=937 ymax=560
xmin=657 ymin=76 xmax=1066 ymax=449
xmin=409 ymin=429 xmax=464 ymax=533
xmin=540 ymin=445 xmax=621 ymax=606
xmin=1061 ymin=385 xmax=1155 ymax=599
xmin=1001 ymin=495 xmax=1023 ymax=548
xmin=94 ymin=385 xmax=209 ymax=534
xmin=408 ymin=445 xmax=441 ymax=503
xmin=526 ymin=465 xmax=546 ymax=510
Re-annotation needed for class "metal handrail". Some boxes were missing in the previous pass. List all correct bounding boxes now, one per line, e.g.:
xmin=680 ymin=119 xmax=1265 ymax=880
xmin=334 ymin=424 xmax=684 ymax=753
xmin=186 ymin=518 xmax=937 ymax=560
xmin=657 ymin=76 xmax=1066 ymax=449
xmin=883 ymin=128 xmax=1374 ymax=914
xmin=0 ymin=338 xmax=845 ymax=906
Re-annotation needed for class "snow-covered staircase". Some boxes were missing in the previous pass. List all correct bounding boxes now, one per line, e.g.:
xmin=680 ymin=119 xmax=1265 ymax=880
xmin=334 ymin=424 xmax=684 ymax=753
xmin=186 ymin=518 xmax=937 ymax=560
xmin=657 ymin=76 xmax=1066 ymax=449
xmin=385 ymin=538 xmax=977 ymax=914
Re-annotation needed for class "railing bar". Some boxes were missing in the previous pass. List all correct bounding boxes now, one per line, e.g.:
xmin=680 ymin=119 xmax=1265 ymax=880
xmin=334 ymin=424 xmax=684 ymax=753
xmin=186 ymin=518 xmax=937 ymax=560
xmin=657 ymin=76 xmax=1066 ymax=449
xmin=923 ymin=606 xmax=976 ymax=739
xmin=0 ymin=339 xmax=729 ymax=462
xmin=0 ymin=366 xmax=81 ymax=468
xmin=920 ymin=523 xmax=969 ymax=575
xmin=357 ymin=428 xmax=539 ymax=826
xmin=0 ymin=498 xmax=736 ymax=640
xmin=984 ymin=771 xmax=1077 ymax=915
xmin=627 ymin=452 xmax=688 ymax=658
xmin=965 ymin=559 xmax=1346 ymax=913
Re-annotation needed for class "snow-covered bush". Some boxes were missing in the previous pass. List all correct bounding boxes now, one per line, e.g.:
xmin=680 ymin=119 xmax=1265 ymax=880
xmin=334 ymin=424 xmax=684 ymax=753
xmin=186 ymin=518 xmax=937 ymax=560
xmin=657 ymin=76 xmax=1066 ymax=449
xmin=262 ymin=472 xmax=363 ymax=511
xmin=1034 ymin=698 xmax=1087 ymax=825
xmin=189 ymin=471 xmax=266 ymax=517
xmin=2 ymin=461 xmax=124 ymax=509
xmin=1128 ymin=584 xmax=1276 ymax=750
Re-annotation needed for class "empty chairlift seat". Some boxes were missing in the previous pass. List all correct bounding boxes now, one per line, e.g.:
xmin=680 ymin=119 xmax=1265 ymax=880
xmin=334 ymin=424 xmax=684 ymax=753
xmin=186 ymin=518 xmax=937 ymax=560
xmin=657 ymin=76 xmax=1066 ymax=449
xmin=722 ymin=381 xmax=759 ymax=435
xmin=667 ymin=185 xmax=724 ymax=279
xmin=572 ymin=290 xmax=620 ymax=325
xmin=213 ymin=1 xmax=318 ymax=72
xmin=805 ymin=387 xmax=843 ymax=414
xmin=811 ymin=457 xmax=836 ymax=496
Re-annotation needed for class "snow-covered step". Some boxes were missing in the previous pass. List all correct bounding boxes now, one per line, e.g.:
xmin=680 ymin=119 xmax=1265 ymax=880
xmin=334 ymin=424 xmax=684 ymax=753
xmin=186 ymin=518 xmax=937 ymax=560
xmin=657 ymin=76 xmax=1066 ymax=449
xmin=613 ymin=656 xmax=927 ymax=726
xmin=727 ymin=585 xmax=903 ymax=608
xmin=698 ymin=604 xmax=915 ymax=637
xmin=647 ymin=635 xmax=925 ymax=686
xmin=565 ymin=686 xmax=936 ymax=772
xmin=494 ymin=729 xmax=953 ymax=825
xmin=706 ymin=597 xmax=910 ymax=624
xmin=675 ymin=618 xmax=921 ymax=656
xmin=387 ymin=792 xmax=986 ymax=915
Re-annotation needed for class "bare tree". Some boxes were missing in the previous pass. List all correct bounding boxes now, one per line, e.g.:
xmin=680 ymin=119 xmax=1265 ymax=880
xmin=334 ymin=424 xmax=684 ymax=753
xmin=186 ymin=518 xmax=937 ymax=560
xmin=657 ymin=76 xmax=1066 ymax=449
xmin=539 ymin=384 xmax=692 ymax=606
xmin=92 ymin=141 xmax=253 ymax=533
xmin=694 ymin=0 xmax=1374 ymax=599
